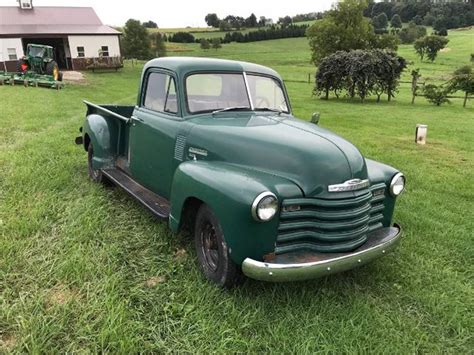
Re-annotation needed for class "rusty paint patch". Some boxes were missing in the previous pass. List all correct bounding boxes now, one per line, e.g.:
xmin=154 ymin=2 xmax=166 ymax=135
xmin=263 ymin=252 xmax=276 ymax=262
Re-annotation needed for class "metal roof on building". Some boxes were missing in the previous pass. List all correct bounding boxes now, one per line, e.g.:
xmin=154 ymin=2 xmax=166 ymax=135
xmin=0 ymin=6 xmax=121 ymax=36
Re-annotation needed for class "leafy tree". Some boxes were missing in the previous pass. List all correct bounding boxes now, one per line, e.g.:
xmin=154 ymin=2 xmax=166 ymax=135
xmin=205 ymin=13 xmax=220 ymax=28
xmin=414 ymin=35 xmax=449 ymax=62
xmin=373 ymin=13 xmax=388 ymax=31
xmin=211 ymin=38 xmax=222 ymax=50
xmin=143 ymin=20 xmax=158 ymax=29
xmin=390 ymin=14 xmax=402 ymax=31
xmin=200 ymin=38 xmax=211 ymax=50
xmin=150 ymin=32 xmax=166 ymax=57
xmin=170 ymin=32 xmax=195 ymax=43
xmin=245 ymin=13 xmax=258 ymax=28
xmin=314 ymin=49 xmax=406 ymax=102
xmin=448 ymin=65 xmax=474 ymax=106
xmin=423 ymin=84 xmax=450 ymax=106
xmin=398 ymin=22 xmax=427 ymax=44
xmin=219 ymin=20 xmax=232 ymax=31
xmin=122 ymin=19 xmax=152 ymax=60
xmin=278 ymin=16 xmax=293 ymax=27
xmin=307 ymin=0 xmax=375 ymax=65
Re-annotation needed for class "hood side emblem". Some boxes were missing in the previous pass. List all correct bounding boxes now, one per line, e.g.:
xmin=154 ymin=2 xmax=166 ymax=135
xmin=328 ymin=179 xmax=370 ymax=192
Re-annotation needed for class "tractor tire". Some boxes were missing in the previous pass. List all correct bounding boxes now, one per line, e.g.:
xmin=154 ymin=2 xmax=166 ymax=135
xmin=16 ymin=59 xmax=28 ymax=73
xmin=46 ymin=61 xmax=59 ymax=81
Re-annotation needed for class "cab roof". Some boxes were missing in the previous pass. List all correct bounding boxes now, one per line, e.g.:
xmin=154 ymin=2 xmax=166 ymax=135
xmin=144 ymin=57 xmax=282 ymax=80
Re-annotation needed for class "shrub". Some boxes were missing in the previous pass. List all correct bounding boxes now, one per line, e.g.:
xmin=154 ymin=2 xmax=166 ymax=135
xmin=170 ymin=32 xmax=195 ymax=43
xmin=315 ymin=49 xmax=407 ymax=102
xmin=200 ymin=39 xmax=211 ymax=50
xmin=423 ymin=84 xmax=450 ymax=106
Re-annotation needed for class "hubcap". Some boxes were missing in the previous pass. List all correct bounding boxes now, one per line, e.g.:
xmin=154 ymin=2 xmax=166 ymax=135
xmin=200 ymin=220 xmax=219 ymax=271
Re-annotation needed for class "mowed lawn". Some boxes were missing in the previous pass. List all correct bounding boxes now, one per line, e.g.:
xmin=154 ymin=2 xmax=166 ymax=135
xmin=1 ymin=29 xmax=473 ymax=353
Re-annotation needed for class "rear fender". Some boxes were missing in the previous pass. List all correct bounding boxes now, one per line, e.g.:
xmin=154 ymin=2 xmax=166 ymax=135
xmin=82 ymin=114 xmax=119 ymax=170
xmin=169 ymin=161 xmax=302 ymax=264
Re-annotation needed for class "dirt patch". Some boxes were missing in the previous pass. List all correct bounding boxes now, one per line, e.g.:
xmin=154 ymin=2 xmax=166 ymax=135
xmin=62 ymin=71 xmax=87 ymax=84
xmin=440 ymin=47 xmax=451 ymax=53
xmin=45 ymin=285 xmax=77 ymax=308
xmin=174 ymin=248 xmax=188 ymax=261
xmin=0 ymin=333 xmax=17 ymax=351
xmin=145 ymin=276 xmax=167 ymax=288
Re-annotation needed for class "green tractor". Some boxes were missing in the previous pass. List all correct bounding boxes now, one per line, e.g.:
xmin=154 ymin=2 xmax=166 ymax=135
xmin=17 ymin=43 xmax=62 ymax=81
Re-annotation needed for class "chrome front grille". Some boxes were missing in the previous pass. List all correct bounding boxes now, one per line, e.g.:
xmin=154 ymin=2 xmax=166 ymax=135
xmin=275 ymin=184 xmax=386 ymax=254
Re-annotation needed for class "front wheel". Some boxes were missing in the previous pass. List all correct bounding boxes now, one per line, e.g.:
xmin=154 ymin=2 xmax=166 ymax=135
xmin=194 ymin=204 xmax=243 ymax=288
xmin=45 ymin=61 xmax=59 ymax=81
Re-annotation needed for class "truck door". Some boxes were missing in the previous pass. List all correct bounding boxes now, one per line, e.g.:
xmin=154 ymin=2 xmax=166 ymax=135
xmin=129 ymin=70 xmax=181 ymax=199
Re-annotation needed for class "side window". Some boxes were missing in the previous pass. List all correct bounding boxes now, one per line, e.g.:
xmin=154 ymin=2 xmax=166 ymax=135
xmin=100 ymin=46 xmax=109 ymax=57
xmin=7 ymin=48 xmax=17 ymax=60
xmin=144 ymin=72 xmax=178 ymax=115
xmin=77 ymin=46 xmax=85 ymax=58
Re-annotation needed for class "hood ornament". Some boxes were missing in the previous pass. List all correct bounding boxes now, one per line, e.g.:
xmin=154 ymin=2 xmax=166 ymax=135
xmin=328 ymin=179 xmax=370 ymax=192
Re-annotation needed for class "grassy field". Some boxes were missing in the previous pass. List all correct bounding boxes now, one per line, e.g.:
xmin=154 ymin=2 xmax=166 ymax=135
xmin=1 ymin=29 xmax=473 ymax=352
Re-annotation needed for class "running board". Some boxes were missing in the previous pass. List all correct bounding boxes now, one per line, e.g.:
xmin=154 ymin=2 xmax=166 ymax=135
xmin=102 ymin=168 xmax=170 ymax=220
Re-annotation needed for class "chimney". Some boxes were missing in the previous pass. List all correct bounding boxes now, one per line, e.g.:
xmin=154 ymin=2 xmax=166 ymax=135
xmin=18 ymin=0 xmax=33 ymax=10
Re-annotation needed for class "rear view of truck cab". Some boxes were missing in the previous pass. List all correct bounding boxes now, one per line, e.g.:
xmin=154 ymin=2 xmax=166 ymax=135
xmin=76 ymin=57 xmax=405 ymax=288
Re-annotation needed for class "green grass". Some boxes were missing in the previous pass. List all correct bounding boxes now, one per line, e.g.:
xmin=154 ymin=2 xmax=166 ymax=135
xmin=1 ymin=29 xmax=473 ymax=353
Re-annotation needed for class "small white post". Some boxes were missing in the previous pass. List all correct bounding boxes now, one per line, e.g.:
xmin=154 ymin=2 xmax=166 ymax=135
xmin=416 ymin=124 xmax=428 ymax=145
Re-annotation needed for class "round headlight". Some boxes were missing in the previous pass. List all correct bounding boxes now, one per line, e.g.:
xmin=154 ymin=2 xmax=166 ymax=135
xmin=252 ymin=192 xmax=278 ymax=222
xmin=390 ymin=173 xmax=405 ymax=196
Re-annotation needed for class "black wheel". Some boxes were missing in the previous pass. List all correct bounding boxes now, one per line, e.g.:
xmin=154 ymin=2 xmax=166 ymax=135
xmin=194 ymin=204 xmax=243 ymax=288
xmin=45 ymin=61 xmax=59 ymax=81
xmin=16 ymin=59 xmax=28 ymax=73
xmin=87 ymin=143 xmax=105 ymax=183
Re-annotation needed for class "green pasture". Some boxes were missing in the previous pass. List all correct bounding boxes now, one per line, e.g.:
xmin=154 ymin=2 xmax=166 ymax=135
xmin=1 ymin=28 xmax=472 ymax=353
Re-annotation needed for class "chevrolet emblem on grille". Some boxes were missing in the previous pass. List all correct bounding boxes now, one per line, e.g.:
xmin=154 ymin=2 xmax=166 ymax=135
xmin=328 ymin=179 xmax=370 ymax=192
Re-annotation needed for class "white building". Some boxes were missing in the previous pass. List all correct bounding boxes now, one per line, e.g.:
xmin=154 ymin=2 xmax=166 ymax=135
xmin=0 ymin=0 xmax=122 ymax=71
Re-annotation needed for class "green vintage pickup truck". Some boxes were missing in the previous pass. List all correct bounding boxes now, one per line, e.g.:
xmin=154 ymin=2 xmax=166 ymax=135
xmin=76 ymin=57 xmax=405 ymax=287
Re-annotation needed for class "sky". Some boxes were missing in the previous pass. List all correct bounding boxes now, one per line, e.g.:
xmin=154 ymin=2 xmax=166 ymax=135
xmin=0 ymin=0 xmax=336 ymax=27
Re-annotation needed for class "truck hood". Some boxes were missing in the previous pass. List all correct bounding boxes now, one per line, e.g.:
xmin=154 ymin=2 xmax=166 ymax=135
xmin=186 ymin=113 xmax=368 ymax=197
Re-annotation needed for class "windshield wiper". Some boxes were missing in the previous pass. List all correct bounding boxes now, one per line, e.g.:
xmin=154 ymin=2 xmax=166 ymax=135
xmin=255 ymin=107 xmax=284 ymax=114
xmin=212 ymin=106 xmax=250 ymax=114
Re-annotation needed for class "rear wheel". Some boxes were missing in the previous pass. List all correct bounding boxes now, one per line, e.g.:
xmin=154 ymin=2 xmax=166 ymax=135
xmin=46 ymin=61 xmax=59 ymax=81
xmin=16 ymin=59 xmax=28 ymax=73
xmin=87 ymin=143 xmax=105 ymax=183
xmin=194 ymin=204 xmax=243 ymax=288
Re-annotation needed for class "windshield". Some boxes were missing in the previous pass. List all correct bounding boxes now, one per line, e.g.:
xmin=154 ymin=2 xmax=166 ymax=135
xmin=29 ymin=47 xmax=45 ymax=57
xmin=185 ymin=73 xmax=289 ymax=114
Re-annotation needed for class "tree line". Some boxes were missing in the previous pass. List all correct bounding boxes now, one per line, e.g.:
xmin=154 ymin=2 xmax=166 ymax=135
xmin=366 ymin=0 xmax=474 ymax=32
xmin=168 ymin=24 xmax=308 ymax=44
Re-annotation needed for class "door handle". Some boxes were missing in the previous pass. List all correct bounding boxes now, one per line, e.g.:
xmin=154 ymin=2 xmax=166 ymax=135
xmin=131 ymin=116 xmax=144 ymax=123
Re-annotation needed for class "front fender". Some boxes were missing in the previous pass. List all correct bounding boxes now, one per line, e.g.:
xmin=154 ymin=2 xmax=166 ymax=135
xmin=82 ymin=114 xmax=119 ymax=170
xmin=366 ymin=158 xmax=401 ymax=227
xmin=169 ymin=161 xmax=302 ymax=264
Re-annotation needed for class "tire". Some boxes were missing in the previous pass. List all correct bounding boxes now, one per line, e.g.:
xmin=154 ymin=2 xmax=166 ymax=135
xmin=16 ymin=59 xmax=28 ymax=73
xmin=45 ymin=61 xmax=59 ymax=81
xmin=87 ymin=143 xmax=106 ymax=183
xmin=194 ymin=204 xmax=243 ymax=288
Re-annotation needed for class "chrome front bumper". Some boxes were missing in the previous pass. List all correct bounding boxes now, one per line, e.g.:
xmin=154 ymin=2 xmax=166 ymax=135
xmin=242 ymin=224 xmax=402 ymax=282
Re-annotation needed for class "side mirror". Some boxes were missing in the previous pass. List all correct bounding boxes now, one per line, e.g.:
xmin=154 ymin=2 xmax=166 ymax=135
xmin=311 ymin=112 xmax=320 ymax=125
